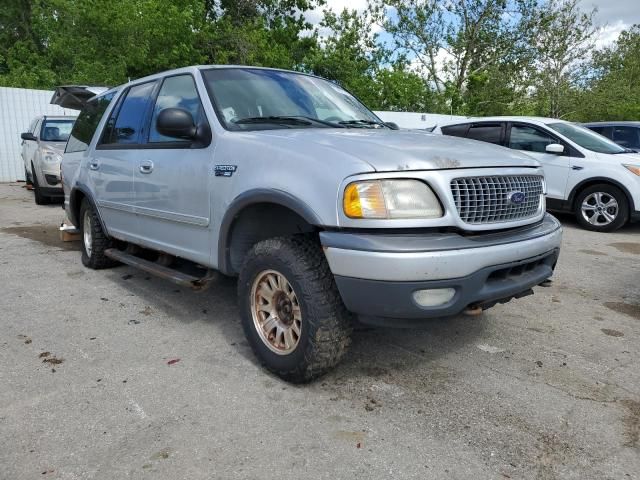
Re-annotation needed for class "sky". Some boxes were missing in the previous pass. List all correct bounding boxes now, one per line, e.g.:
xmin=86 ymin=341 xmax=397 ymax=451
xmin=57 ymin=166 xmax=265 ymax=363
xmin=586 ymin=0 xmax=640 ymax=47
xmin=309 ymin=0 xmax=640 ymax=48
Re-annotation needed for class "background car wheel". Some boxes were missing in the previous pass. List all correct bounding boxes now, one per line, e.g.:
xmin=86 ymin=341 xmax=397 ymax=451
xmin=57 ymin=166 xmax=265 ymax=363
xmin=574 ymin=183 xmax=629 ymax=232
xmin=79 ymin=199 xmax=119 ymax=269
xmin=25 ymin=168 xmax=32 ymax=186
xmin=238 ymin=235 xmax=352 ymax=383
xmin=31 ymin=165 xmax=49 ymax=205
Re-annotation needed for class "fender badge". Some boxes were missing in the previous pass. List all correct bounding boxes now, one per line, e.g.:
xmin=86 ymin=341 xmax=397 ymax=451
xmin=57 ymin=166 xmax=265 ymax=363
xmin=214 ymin=165 xmax=237 ymax=177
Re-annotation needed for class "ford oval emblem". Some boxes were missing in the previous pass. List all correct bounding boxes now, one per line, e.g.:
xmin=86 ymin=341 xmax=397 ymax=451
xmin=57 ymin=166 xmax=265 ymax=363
xmin=509 ymin=191 xmax=526 ymax=205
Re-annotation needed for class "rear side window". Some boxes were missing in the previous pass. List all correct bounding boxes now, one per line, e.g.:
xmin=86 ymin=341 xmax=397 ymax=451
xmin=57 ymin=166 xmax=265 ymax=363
xmin=467 ymin=123 xmax=503 ymax=145
xmin=441 ymin=124 xmax=469 ymax=137
xmin=101 ymin=81 xmax=156 ymax=145
xmin=612 ymin=126 xmax=640 ymax=149
xmin=149 ymin=75 xmax=205 ymax=143
xmin=508 ymin=125 xmax=557 ymax=153
xmin=66 ymin=92 xmax=116 ymax=153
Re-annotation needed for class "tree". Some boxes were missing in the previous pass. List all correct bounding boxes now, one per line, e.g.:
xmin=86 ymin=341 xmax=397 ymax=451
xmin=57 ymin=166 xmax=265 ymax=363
xmin=570 ymin=25 xmax=640 ymax=121
xmin=529 ymin=0 xmax=597 ymax=118
xmin=371 ymin=0 xmax=540 ymax=114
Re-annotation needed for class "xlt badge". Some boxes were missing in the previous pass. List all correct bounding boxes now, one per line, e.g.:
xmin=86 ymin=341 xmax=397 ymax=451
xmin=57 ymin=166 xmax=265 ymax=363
xmin=214 ymin=165 xmax=237 ymax=177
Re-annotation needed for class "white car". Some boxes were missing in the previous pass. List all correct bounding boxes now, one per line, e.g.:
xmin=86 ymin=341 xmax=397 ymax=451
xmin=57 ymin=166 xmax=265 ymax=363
xmin=435 ymin=117 xmax=640 ymax=232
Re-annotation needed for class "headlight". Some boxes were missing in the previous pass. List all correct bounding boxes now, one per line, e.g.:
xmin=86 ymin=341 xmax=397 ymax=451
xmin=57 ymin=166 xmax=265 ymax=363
xmin=623 ymin=164 xmax=640 ymax=176
xmin=42 ymin=149 xmax=62 ymax=163
xmin=343 ymin=179 xmax=443 ymax=219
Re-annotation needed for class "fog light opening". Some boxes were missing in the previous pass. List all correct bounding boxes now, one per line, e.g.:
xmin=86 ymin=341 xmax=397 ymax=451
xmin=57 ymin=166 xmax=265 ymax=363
xmin=412 ymin=288 xmax=456 ymax=307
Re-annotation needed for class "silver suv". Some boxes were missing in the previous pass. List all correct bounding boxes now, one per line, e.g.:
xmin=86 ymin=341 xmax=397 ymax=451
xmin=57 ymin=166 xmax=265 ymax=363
xmin=61 ymin=66 xmax=562 ymax=382
xmin=21 ymin=115 xmax=76 ymax=204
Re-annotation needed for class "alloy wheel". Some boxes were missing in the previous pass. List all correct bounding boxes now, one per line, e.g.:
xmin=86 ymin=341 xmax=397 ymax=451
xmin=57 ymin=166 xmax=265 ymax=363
xmin=581 ymin=192 xmax=618 ymax=227
xmin=250 ymin=269 xmax=302 ymax=355
xmin=83 ymin=209 xmax=93 ymax=257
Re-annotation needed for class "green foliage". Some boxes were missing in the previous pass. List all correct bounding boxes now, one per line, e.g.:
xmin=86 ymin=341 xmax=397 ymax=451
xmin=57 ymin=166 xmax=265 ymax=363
xmin=569 ymin=25 xmax=640 ymax=121
xmin=0 ymin=0 xmax=638 ymax=120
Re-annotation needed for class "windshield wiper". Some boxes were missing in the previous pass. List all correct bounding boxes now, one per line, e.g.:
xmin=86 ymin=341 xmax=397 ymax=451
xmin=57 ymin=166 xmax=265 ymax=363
xmin=233 ymin=116 xmax=312 ymax=126
xmin=611 ymin=148 xmax=636 ymax=154
xmin=234 ymin=115 xmax=345 ymax=128
xmin=338 ymin=119 xmax=386 ymax=128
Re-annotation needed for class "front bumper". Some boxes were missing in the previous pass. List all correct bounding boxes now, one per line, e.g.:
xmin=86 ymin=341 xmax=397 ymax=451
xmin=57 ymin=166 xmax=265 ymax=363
xmin=320 ymin=214 xmax=562 ymax=323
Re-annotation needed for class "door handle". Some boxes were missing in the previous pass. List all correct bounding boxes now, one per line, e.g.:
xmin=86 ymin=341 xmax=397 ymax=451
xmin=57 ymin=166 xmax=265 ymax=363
xmin=89 ymin=161 xmax=100 ymax=171
xmin=572 ymin=165 xmax=584 ymax=171
xmin=139 ymin=161 xmax=154 ymax=174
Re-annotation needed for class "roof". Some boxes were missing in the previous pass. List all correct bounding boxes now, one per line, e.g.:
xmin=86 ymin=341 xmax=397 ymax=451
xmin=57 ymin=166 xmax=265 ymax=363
xmin=42 ymin=115 xmax=77 ymax=120
xmin=465 ymin=116 xmax=569 ymax=124
xmin=582 ymin=121 xmax=640 ymax=127
xmin=116 ymin=65 xmax=334 ymax=89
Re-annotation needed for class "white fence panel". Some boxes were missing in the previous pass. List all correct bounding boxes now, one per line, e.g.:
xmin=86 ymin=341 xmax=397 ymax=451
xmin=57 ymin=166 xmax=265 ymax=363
xmin=0 ymin=87 xmax=77 ymax=182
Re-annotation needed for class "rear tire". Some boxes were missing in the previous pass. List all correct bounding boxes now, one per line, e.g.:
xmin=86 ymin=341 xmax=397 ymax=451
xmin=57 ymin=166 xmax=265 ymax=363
xmin=574 ymin=184 xmax=628 ymax=232
xmin=31 ymin=165 xmax=49 ymax=205
xmin=79 ymin=199 xmax=118 ymax=269
xmin=237 ymin=236 xmax=352 ymax=383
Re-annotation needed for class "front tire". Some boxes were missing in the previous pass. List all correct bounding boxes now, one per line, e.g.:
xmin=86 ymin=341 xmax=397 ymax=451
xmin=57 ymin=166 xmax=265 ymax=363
xmin=31 ymin=165 xmax=49 ymax=205
xmin=79 ymin=199 xmax=118 ymax=269
xmin=238 ymin=236 xmax=352 ymax=383
xmin=574 ymin=184 xmax=628 ymax=232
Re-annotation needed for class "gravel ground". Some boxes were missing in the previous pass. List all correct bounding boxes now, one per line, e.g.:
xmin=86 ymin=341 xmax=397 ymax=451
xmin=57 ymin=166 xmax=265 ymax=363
xmin=1 ymin=182 xmax=639 ymax=480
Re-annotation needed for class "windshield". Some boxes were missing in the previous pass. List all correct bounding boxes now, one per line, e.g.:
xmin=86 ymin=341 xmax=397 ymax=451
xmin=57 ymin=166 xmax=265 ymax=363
xmin=41 ymin=119 xmax=75 ymax=142
xmin=201 ymin=68 xmax=383 ymax=131
xmin=547 ymin=122 xmax=626 ymax=154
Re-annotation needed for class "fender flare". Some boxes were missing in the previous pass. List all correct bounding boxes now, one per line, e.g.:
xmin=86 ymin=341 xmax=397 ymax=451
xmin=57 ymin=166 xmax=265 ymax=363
xmin=568 ymin=176 xmax=636 ymax=212
xmin=217 ymin=189 xmax=322 ymax=275
xmin=69 ymin=184 xmax=109 ymax=236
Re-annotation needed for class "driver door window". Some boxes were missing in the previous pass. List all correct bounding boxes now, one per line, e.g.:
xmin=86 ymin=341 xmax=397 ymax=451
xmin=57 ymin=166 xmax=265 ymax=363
xmin=149 ymin=74 xmax=206 ymax=143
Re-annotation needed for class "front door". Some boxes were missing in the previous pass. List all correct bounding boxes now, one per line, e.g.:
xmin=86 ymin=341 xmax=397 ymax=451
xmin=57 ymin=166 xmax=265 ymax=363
xmin=507 ymin=123 xmax=571 ymax=200
xmin=131 ymin=74 xmax=212 ymax=264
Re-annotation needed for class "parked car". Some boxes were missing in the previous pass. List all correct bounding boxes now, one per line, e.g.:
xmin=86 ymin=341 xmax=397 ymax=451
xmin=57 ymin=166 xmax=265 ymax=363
xmin=21 ymin=115 xmax=76 ymax=204
xmin=59 ymin=66 xmax=562 ymax=382
xmin=436 ymin=117 xmax=640 ymax=232
xmin=583 ymin=122 xmax=640 ymax=152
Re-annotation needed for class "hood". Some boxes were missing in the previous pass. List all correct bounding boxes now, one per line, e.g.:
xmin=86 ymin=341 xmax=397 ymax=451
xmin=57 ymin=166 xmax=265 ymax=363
xmin=249 ymin=129 xmax=539 ymax=171
xmin=40 ymin=141 xmax=66 ymax=155
xmin=593 ymin=151 xmax=640 ymax=164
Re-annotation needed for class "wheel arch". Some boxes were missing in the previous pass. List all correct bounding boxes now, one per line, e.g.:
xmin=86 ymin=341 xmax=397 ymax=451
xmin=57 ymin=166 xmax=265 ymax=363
xmin=69 ymin=185 xmax=109 ymax=235
xmin=218 ymin=189 xmax=323 ymax=276
xmin=568 ymin=177 xmax=635 ymax=212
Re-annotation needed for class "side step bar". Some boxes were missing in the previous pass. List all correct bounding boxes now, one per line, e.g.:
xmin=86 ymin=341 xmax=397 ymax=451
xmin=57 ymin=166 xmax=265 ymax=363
xmin=104 ymin=248 xmax=217 ymax=291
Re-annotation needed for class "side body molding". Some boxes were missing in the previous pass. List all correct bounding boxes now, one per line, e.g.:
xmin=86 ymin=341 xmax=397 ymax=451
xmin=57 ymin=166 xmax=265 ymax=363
xmin=217 ymin=189 xmax=323 ymax=275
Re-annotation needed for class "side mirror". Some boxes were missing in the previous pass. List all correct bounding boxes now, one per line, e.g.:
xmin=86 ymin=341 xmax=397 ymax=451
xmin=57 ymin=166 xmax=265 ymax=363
xmin=156 ymin=108 xmax=197 ymax=139
xmin=384 ymin=122 xmax=400 ymax=130
xmin=545 ymin=143 xmax=564 ymax=154
xmin=21 ymin=132 xmax=36 ymax=141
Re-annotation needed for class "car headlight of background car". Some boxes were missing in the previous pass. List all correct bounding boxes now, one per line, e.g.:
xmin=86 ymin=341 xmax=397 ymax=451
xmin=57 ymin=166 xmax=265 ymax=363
xmin=343 ymin=179 xmax=443 ymax=219
xmin=42 ymin=149 xmax=62 ymax=163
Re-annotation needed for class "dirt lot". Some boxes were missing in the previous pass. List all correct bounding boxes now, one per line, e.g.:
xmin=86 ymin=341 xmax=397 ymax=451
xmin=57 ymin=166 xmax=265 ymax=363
xmin=1 ymin=182 xmax=639 ymax=479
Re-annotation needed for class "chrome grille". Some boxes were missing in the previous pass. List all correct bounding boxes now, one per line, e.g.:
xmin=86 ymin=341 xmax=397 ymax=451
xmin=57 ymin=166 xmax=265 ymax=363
xmin=451 ymin=175 xmax=543 ymax=224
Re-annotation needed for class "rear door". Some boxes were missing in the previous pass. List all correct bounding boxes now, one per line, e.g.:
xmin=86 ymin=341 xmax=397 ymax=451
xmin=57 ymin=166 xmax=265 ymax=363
xmin=506 ymin=123 xmax=572 ymax=200
xmin=92 ymin=81 xmax=158 ymax=237
xmin=131 ymin=73 xmax=212 ymax=264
